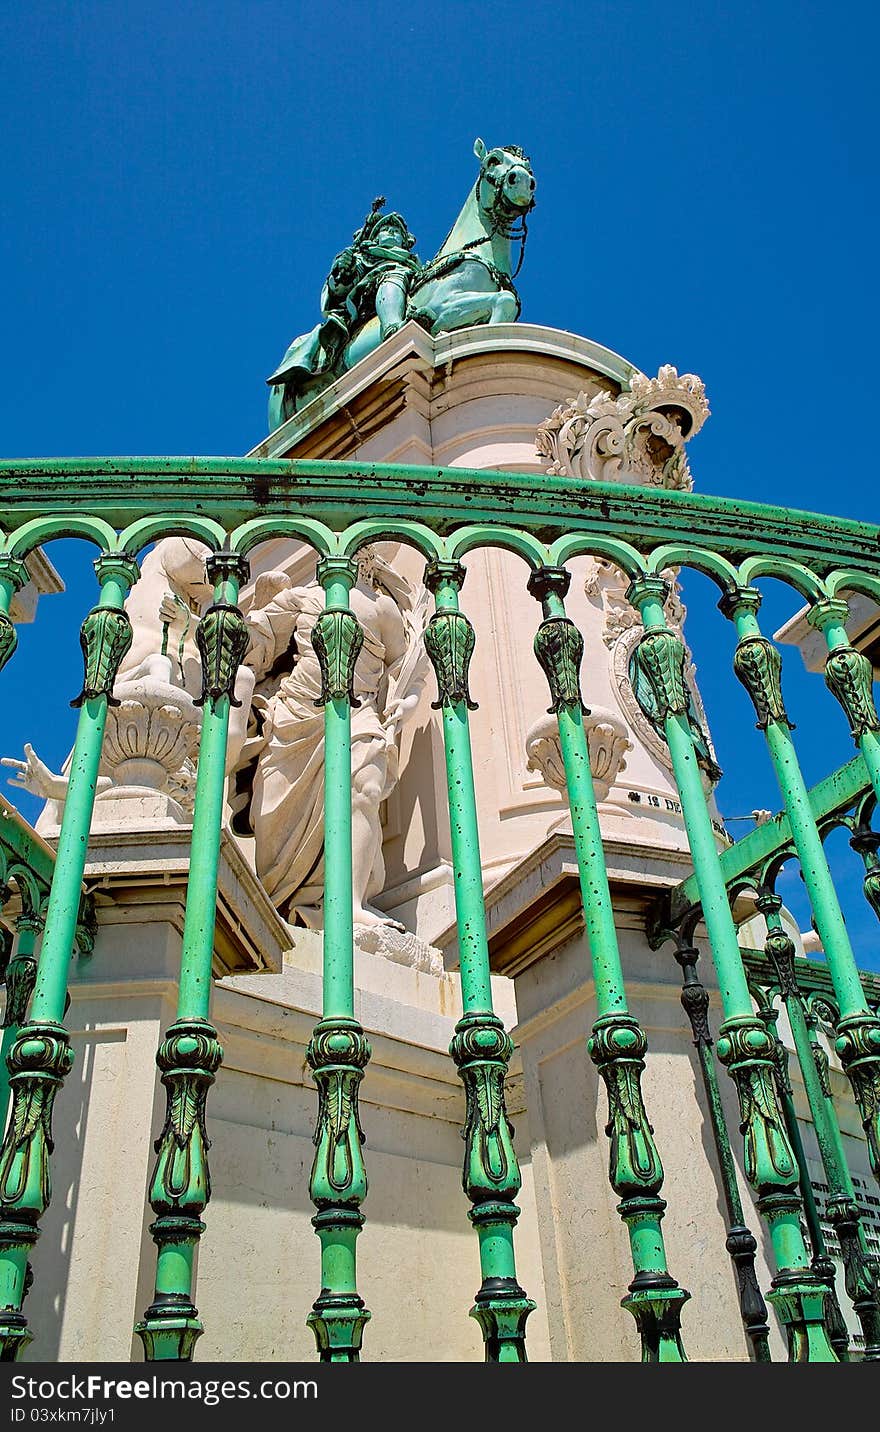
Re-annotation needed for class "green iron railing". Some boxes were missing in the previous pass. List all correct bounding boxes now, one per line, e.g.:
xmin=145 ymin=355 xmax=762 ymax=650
xmin=655 ymin=754 xmax=880 ymax=1361
xmin=0 ymin=456 xmax=878 ymax=1363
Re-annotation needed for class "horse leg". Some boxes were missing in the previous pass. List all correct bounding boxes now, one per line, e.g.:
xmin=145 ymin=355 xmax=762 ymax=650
xmin=426 ymin=291 xmax=499 ymax=334
xmin=489 ymin=291 xmax=519 ymax=322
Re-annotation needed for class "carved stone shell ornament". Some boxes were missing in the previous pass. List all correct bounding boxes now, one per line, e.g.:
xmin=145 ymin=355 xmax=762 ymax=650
xmin=525 ymin=705 xmax=632 ymax=803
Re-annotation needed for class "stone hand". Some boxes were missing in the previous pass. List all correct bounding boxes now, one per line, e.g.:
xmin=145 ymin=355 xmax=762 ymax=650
xmin=384 ymin=692 xmax=419 ymax=736
xmin=158 ymin=592 xmax=181 ymax=625
xmin=1 ymin=742 xmax=68 ymax=799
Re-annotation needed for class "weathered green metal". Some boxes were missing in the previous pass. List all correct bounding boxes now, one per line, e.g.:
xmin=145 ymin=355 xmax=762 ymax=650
xmin=672 ymin=940 xmax=771 ymax=1361
xmin=311 ymin=608 xmax=365 ymax=709
xmin=304 ymin=555 xmax=371 ymax=1363
xmin=805 ymin=1010 xmax=880 ymax=1361
xmin=628 ymin=574 xmax=836 ymax=1361
xmin=532 ymin=605 xmax=587 ymax=715
xmin=2 ymin=458 xmax=880 ymax=583
xmin=755 ymin=898 xmax=880 ymax=1359
xmin=423 ymin=610 xmax=477 ymax=710
xmin=809 ymin=599 xmax=880 ymax=817
xmin=528 ymin=566 xmax=688 ymax=1360
xmin=664 ymin=755 xmax=871 ymax=930
xmin=267 ymin=141 xmax=536 ymax=427
xmin=194 ymin=602 xmax=250 ymax=711
xmin=722 ymin=589 xmax=880 ymax=1177
xmin=71 ymin=604 xmax=132 ymax=708
xmin=2 ymin=918 xmax=38 ymax=1033
xmin=0 ymin=558 xmax=28 ymax=677
xmin=0 ymin=454 xmax=879 ymax=1363
xmin=847 ymin=799 xmax=880 ymax=922
xmin=0 ymin=917 xmax=40 ymax=1177
xmin=751 ymin=967 xmax=850 ymax=1358
xmin=0 ymin=553 xmax=137 ymax=1360
xmin=424 ymin=559 xmax=534 ymax=1363
xmin=135 ymin=551 xmax=248 ymax=1362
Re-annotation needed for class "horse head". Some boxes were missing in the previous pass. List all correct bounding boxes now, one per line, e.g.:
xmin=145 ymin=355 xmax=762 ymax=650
xmin=473 ymin=138 xmax=536 ymax=233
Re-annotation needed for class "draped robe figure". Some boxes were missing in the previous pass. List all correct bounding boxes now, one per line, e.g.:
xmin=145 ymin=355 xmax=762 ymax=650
xmin=242 ymin=554 xmax=428 ymax=928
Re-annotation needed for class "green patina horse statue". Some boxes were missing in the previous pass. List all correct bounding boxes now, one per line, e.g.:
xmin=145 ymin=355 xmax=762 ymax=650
xmin=267 ymin=139 xmax=536 ymax=431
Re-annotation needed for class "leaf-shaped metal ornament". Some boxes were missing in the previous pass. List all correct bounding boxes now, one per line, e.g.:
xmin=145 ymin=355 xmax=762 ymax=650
xmin=733 ymin=635 xmax=792 ymax=729
xmin=149 ymin=1023 xmax=222 ymax=1215
xmin=195 ymin=602 xmax=250 ymax=709
xmin=0 ymin=612 xmax=18 ymax=675
xmin=0 ymin=1026 xmax=73 ymax=1217
xmin=589 ymin=1017 xmax=664 ymax=1198
xmin=716 ymin=1022 xmax=799 ymax=1190
xmin=311 ymin=608 xmax=364 ymax=707
xmin=533 ymin=615 xmax=587 ymax=714
xmin=423 ymin=610 xmax=477 ymax=709
xmin=630 ymin=627 xmax=689 ymax=722
xmin=71 ymin=606 xmax=133 ymax=708
xmin=307 ymin=1022 xmax=370 ymax=1206
xmin=835 ymin=1013 xmax=880 ymax=1178
xmin=2 ymin=954 xmax=37 ymax=1028
xmin=824 ymin=647 xmax=880 ymax=740
xmin=450 ymin=1016 xmax=520 ymax=1203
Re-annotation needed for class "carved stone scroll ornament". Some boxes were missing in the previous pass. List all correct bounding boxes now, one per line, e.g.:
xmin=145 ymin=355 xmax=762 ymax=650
xmin=535 ymin=365 xmax=709 ymax=490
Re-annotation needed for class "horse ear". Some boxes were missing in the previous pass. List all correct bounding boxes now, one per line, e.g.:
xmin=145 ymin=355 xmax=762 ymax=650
xmin=473 ymin=137 xmax=486 ymax=161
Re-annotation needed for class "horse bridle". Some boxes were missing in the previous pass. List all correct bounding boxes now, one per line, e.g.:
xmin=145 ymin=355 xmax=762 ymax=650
xmin=415 ymin=153 xmax=535 ymax=293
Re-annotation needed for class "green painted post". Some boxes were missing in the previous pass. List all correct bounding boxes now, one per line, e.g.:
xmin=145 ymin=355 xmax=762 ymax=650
xmin=754 ymin=989 xmax=851 ymax=1360
xmin=755 ymin=896 xmax=880 ymax=1358
xmin=809 ymin=599 xmax=880 ymax=801
xmin=0 ymin=553 xmax=138 ymax=1360
xmin=0 ymin=916 xmax=40 ymax=1132
xmin=672 ymin=940 xmax=771 ymax=1360
xmin=0 ymin=557 xmax=29 ymax=679
xmin=528 ymin=567 xmax=688 ymax=1361
xmin=423 ymin=560 xmax=534 ymax=1363
xmin=850 ymin=821 xmax=880 ymax=924
xmin=135 ymin=551 xmax=249 ymax=1362
xmin=803 ymin=1004 xmax=880 ymax=1359
xmin=305 ymin=556 xmax=371 ymax=1363
xmin=628 ymin=573 xmax=836 ymax=1362
xmin=722 ymin=588 xmax=880 ymax=1183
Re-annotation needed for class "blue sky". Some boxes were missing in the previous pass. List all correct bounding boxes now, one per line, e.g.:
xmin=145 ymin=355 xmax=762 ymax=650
xmin=1 ymin=1 xmax=878 ymax=967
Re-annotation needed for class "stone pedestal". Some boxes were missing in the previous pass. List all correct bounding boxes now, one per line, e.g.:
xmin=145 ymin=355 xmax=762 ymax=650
xmin=466 ymin=835 xmax=787 ymax=1361
xmin=21 ymin=827 xmax=549 ymax=1363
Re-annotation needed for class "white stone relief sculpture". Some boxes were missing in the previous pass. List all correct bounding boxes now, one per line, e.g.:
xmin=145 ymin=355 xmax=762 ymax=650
xmin=235 ymin=547 xmax=430 ymax=932
xmin=535 ymin=364 xmax=709 ymax=490
xmin=5 ymin=533 xmax=444 ymax=969
xmin=3 ymin=664 xmax=202 ymax=832
xmin=525 ymin=705 xmax=632 ymax=803
xmin=1 ymin=541 xmax=219 ymax=832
